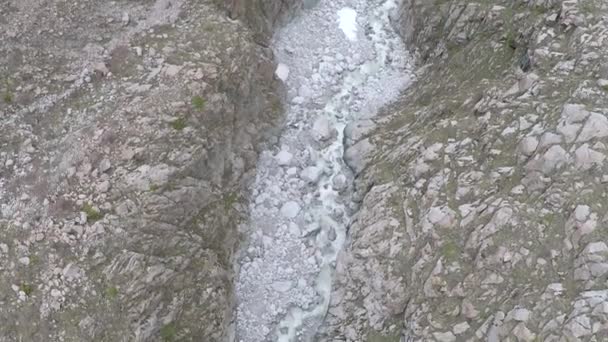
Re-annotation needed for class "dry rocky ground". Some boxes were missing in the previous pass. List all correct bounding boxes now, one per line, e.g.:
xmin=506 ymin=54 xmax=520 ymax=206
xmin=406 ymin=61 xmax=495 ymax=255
xmin=1 ymin=0 xmax=608 ymax=341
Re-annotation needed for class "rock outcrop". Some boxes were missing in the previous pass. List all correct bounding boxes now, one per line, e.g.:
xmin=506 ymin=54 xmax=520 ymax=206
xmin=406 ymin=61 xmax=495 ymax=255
xmin=322 ymin=0 xmax=608 ymax=341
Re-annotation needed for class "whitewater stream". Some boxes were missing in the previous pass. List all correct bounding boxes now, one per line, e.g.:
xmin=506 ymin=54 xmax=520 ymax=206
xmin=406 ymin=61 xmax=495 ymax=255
xmin=235 ymin=0 xmax=414 ymax=341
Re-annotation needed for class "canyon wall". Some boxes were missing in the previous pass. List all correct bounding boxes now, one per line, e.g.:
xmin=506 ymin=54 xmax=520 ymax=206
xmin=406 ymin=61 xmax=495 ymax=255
xmin=322 ymin=0 xmax=608 ymax=341
xmin=0 ymin=0 xmax=297 ymax=340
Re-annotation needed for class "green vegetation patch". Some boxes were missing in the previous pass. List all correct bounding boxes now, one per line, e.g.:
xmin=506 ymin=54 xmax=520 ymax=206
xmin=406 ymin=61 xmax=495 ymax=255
xmin=170 ymin=117 xmax=187 ymax=131
xmin=3 ymin=92 xmax=12 ymax=104
xmin=19 ymin=283 xmax=34 ymax=296
xmin=105 ymin=286 xmax=119 ymax=299
xmin=160 ymin=323 xmax=177 ymax=342
xmin=82 ymin=203 xmax=103 ymax=222
xmin=191 ymin=95 xmax=205 ymax=111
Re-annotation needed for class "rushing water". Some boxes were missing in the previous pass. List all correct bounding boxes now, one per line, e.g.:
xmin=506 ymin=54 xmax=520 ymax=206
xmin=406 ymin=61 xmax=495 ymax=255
xmin=235 ymin=0 xmax=414 ymax=341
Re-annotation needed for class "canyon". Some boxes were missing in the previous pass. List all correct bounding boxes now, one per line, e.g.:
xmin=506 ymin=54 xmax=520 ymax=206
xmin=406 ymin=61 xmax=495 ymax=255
xmin=1 ymin=0 xmax=608 ymax=341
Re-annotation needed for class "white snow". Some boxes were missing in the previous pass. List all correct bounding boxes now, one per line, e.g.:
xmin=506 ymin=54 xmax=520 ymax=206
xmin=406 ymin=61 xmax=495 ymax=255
xmin=337 ymin=7 xmax=358 ymax=41
xmin=276 ymin=63 xmax=290 ymax=81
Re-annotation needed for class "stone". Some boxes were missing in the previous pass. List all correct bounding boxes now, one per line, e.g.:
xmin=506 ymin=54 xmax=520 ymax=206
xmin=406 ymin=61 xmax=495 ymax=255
xmin=275 ymin=150 xmax=293 ymax=166
xmin=556 ymin=122 xmax=581 ymax=143
xmin=574 ymin=144 xmax=605 ymax=170
xmin=567 ymin=315 xmax=592 ymax=337
xmin=312 ymin=116 xmax=335 ymax=142
xmin=540 ymin=145 xmax=569 ymax=173
xmin=510 ymin=308 xmax=531 ymax=322
xmin=577 ymin=113 xmax=608 ymax=142
xmin=301 ymin=166 xmax=323 ymax=184
xmin=518 ymin=136 xmax=538 ymax=156
xmin=332 ymin=174 xmax=347 ymax=191
xmin=280 ymin=201 xmax=301 ymax=219
xmin=298 ymin=84 xmax=312 ymax=98
xmin=574 ymin=205 xmax=590 ymax=222
xmin=539 ymin=132 xmax=563 ymax=148
xmin=163 ymin=64 xmax=183 ymax=77
xmin=433 ymin=331 xmax=456 ymax=342
xmin=97 ymin=181 xmax=111 ymax=193
xmin=62 ymin=263 xmax=82 ymax=281
xmin=344 ymin=138 xmax=374 ymax=175
xmin=427 ymin=206 xmax=456 ymax=228
xmin=121 ymin=12 xmax=130 ymax=26
xmin=272 ymin=281 xmax=293 ymax=292
xmin=462 ymin=301 xmax=479 ymax=319
xmin=92 ymin=62 xmax=109 ymax=76
xmin=584 ymin=242 xmax=608 ymax=254
xmin=512 ymin=323 xmax=536 ymax=341
xmin=562 ymin=104 xmax=590 ymax=123
xmin=453 ymin=322 xmax=470 ymax=335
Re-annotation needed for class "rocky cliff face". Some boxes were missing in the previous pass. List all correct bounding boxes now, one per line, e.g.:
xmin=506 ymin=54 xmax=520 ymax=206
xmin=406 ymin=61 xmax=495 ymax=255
xmin=0 ymin=0 xmax=292 ymax=340
xmin=323 ymin=0 xmax=608 ymax=341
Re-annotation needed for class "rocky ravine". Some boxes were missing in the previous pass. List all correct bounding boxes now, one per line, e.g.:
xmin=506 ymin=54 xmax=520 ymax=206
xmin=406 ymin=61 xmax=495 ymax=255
xmin=235 ymin=0 xmax=413 ymax=341
xmin=2 ymin=0 xmax=608 ymax=341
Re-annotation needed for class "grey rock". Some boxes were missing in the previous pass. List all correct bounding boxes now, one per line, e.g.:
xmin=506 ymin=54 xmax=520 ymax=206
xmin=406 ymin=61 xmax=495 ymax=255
xmin=276 ymin=150 xmax=293 ymax=166
xmin=280 ymin=201 xmax=301 ymax=219
xmin=577 ymin=113 xmax=608 ymax=142
xmin=301 ymin=166 xmax=323 ymax=184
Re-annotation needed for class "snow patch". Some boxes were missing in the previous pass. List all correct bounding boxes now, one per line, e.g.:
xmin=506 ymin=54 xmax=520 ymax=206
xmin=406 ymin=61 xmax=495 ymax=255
xmin=337 ymin=8 xmax=358 ymax=41
xmin=276 ymin=63 xmax=290 ymax=82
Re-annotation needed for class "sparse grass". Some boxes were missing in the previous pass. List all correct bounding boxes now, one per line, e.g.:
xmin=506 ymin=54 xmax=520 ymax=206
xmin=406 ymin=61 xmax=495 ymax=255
xmin=19 ymin=283 xmax=34 ymax=296
xmin=505 ymin=30 xmax=517 ymax=50
xmin=82 ymin=203 xmax=103 ymax=222
xmin=170 ymin=117 xmax=187 ymax=131
xmin=367 ymin=331 xmax=401 ymax=342
xmin=3 ymin=92 xmax=12 ymax=104
xmin=441 ymin=240 xmax=461 ymax=263
xmin=602 ymin=85 xmax=608 ymax=92
xmin=223 ymin=192 xmax=239 ymax=210
xmin=29 ymin=255 xmax=40 ymax=265
xmin=160 ymin=323 xmax=177 ymax=342
xmin=191 ymin=95 xmax=205 ymax=111
xmin=105 ymin=286 xmax=119 ymax=299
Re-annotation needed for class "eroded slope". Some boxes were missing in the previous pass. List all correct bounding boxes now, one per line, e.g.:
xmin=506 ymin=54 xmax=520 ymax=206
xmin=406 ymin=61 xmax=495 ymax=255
xmin=0 ymin=0 xmax=291 ymax=340
xmin=322 ymin=0 xmax=608 ymax=341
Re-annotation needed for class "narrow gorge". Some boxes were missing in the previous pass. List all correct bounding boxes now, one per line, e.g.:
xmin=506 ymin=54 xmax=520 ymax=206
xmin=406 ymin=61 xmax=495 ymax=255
xmin=1 ymin=0 xmax=608 ymax=341
xmin=234 ymin=1 xmax=413 ymax=340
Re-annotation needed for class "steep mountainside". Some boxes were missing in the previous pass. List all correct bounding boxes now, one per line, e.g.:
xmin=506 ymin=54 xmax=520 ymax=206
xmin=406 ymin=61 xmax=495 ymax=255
xmin=0 ymin=0 xmax=293 ymax=340
xmin=322 ymin=0 xmax=608 ymax=341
